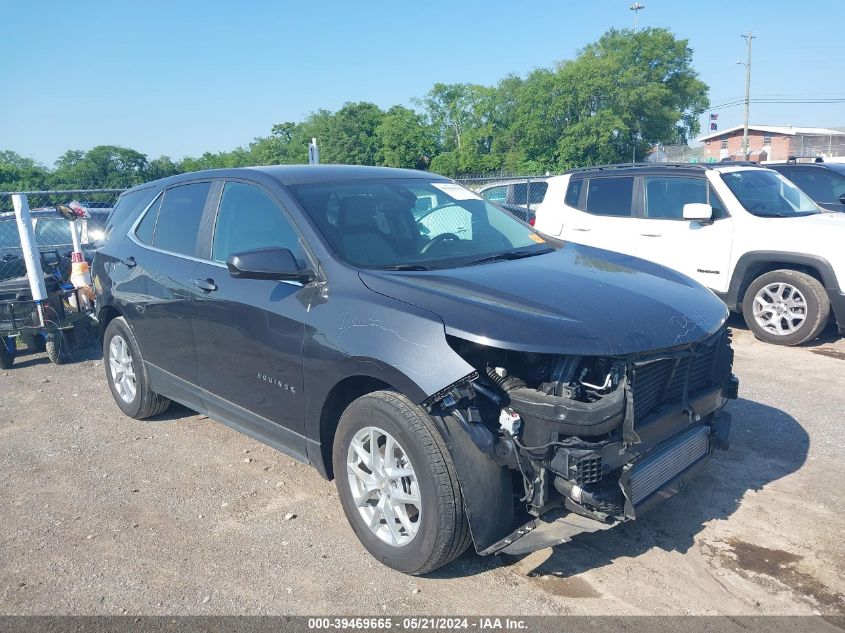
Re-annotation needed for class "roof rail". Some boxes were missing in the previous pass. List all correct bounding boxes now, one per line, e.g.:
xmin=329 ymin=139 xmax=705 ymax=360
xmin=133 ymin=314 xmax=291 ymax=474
xmin=786 ymin=155 xmax=824 ymax=164
xmin=564 ymin=162 xmax=719 ymax=174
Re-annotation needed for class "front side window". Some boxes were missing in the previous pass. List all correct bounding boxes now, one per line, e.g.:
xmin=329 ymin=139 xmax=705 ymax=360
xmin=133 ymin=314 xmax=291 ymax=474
xmin=212 ymin=182 xmax=306 ymax=264
xmin=721 ymin=170 xmax=819 ymax=217
xmin=289 ymin=179 xmax=551 ymax=269
xmin=585 ymin=177 xmax=634 ymax=217
xmin=643 ymin=177 xmax=707 ymax=220
xmin=149 ymin=182 xmax=210 ymax=255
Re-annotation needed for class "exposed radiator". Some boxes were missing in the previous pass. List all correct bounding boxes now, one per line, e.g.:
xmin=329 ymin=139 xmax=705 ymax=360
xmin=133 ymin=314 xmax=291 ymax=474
xmin=628 ymin=425 xmax=710 ymax=506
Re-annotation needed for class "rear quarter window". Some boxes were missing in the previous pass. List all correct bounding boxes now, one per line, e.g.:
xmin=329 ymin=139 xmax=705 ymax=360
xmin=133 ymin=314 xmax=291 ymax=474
xmin=106 ymin=187 xmax=159 ymax=240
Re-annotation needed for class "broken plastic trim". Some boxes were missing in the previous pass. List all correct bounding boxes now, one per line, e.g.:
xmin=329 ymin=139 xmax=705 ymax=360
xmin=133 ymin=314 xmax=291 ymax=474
xmin=422 ymin=371 xmax=479 ymax=409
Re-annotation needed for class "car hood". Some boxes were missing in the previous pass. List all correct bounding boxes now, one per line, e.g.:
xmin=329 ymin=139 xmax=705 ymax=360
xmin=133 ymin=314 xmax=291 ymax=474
xmin=359 ymin=243 xmax=729 ymax=356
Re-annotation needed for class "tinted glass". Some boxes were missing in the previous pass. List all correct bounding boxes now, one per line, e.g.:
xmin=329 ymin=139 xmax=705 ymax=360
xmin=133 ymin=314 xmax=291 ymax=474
xmin=643 ymin=177 xmax=707 ymax=219
xmin=213 ymin=182 xmax=305 ymax=264
xmin=565 ymin=179 xmax=583 ymax=208
xmin=480 ymin=185 xmax=507 ymax=203
xmin=152 ymin=182 xmax=210 ymax=255
xmin=721 ymin=170 xmax=819 ymax=217
xmin=585 ymin=177 xmax=634 ymax=216
xmin=289 ymin=179 xmax=552 ymax=269
xmin=790 ymin=169 xmax=845 ymax=202
xmin=105 ymin=188 xmax=157 ymax=240
xmin=708 ymin=186 xmax=728 ymax=219
xmin=134 ymin=193 xmax=161 ymax=245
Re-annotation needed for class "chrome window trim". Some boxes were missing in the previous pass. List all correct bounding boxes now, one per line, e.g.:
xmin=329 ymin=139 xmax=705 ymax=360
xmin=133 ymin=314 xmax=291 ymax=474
xmin=126 ymin=188 xmax=305 ymax=288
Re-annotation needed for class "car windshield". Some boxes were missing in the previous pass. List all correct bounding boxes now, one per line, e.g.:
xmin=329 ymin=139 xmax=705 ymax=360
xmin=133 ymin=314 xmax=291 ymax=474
xmin=34 ymin=218 xmax=74 ymax=246
xmin=721 ymin=170 xmax=820 ymax=217
xmin=289 ymin=178 xmax=553 ymax=269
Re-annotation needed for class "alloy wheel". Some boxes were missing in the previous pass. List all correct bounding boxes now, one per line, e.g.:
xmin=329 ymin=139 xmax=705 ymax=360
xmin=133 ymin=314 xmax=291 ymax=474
xmin=752 ymin=282 xmax=807 ymax=336
xmin=109 ymin=334 xmax=137 ymax=403
xmin=346 ymin=426 xmax=421 ymax=547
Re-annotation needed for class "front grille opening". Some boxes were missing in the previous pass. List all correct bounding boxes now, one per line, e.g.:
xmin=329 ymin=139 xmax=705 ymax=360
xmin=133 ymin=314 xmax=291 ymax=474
xmin=630 ymin=330 xmax=732 ymax=426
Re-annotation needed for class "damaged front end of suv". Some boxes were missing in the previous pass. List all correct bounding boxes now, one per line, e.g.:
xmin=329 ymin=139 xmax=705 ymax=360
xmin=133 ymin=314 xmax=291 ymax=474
xmin=423 ymin=326 xmax=738 ymax=555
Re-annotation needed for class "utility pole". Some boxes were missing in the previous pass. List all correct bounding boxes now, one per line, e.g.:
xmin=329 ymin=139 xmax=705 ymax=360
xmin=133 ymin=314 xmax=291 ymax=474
xmin=630 ymin=3 xmax=645 ymax=31
xmin=739 ymin=32 xmax=755 ymax=160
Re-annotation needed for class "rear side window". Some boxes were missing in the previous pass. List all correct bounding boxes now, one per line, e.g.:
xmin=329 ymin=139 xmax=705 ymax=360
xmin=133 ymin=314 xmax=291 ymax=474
xmin=105 ymin=188 xmax=157 ymax=239
xmin=212 ymin=182 xmax=305 ymax=264
xmin=146 ymin=182 xmax=210 ymax=256
xmin=565 ymin=179 xmax=583 ymax=208
xmin=585 ymin=177 xmax=634 ymax=217
xmin=643 ymin=177 xmax=707 ymax=219
xmin=134 ymin=194 xmax=161 ymax=245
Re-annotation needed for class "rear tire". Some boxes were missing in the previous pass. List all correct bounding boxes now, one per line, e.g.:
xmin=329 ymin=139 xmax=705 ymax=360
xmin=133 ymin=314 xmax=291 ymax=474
xmin=742 ymin=269 xmax=830 ymax=346
xmin=45 ymin=332 xmax=65 ymax=364
xmin=0 ymin=339 xmax=14 ymax=369
xmin=103 ymin=317 xmax=170 ymax=419
xmin=332 ymin=391 xmax=472 ymax=575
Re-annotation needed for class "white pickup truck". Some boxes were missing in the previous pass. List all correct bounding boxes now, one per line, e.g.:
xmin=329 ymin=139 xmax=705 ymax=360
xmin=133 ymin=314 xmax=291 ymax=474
xmin=534 ymin=162 xmax=845 ymax=345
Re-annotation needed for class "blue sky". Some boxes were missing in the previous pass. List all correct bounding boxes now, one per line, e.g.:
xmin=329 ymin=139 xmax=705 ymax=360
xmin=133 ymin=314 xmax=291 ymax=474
xmin=1 ymin=0 xmax=843 ymax=165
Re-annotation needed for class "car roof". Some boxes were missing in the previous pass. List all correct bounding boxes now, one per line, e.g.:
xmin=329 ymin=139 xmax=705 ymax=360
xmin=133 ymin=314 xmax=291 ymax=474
xmin=768 ymin=162 xmax=845 ymax=174
xmin=122 ymin=165 xmax=448 ymax=196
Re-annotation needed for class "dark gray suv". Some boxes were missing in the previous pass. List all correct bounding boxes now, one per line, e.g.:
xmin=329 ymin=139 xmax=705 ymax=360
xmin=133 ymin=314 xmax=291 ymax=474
xmin=93 ymin=165 xmax=737 ymax=574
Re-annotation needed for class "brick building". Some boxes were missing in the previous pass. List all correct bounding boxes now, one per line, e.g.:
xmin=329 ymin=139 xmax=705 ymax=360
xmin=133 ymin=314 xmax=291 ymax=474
xmin=697 ymin=125 xmax=845 ymax=163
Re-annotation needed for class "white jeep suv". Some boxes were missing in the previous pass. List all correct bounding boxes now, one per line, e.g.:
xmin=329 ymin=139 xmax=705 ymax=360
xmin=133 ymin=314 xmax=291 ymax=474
xmin=534 ymin=163 xmax=845 ymax=345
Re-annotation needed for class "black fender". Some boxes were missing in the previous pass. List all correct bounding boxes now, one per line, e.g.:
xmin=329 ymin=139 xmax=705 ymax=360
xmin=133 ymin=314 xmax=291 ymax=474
xmin=724 ymin=251 xmax=842 ymax=314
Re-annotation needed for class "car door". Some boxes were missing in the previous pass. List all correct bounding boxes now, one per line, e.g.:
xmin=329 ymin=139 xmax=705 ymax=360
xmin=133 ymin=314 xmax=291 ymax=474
xmin=188 ymin=179 xmax=315 ymax=451
xmin=633 ymin=175 xmax=734 ymax=291
xmin=560 ymin=175 xmax=638 ymax=255
xmin=789 ymin=167 xmax=845 ymax=212
xmin=122 ymin=181 xmax=211 ymax=386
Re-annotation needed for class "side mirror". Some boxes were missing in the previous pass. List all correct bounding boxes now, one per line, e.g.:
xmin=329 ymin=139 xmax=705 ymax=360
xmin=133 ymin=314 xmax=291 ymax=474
xmin=683 ymin=203 xmax=713 ymax=222
xmin=55 ymin=204 xmax=78 ymax=221
xmin=839 ymin=193 xmax=845 ymax=205
xmin=226 ymin=247 xmax=314 ymax=283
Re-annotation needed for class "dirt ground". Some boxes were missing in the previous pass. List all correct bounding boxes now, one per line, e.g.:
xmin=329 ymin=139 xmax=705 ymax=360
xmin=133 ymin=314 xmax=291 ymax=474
xmin=1 ymin=318 xmax=844 ymax=616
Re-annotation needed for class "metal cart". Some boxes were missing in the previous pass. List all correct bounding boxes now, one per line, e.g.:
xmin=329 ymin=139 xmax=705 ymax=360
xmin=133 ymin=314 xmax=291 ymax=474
xmin=0 ymin=287 xmax=94 ymax=368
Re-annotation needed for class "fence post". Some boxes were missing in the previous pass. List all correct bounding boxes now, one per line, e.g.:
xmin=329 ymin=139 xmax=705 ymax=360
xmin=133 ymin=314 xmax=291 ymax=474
xmin=12 ymin=193 xmax=48 ymax=326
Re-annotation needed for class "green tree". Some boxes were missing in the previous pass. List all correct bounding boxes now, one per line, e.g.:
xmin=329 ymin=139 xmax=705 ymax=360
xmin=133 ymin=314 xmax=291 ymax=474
xmin=319 ymin=102 xmax=384 ymax=165
xmin=52 ymin=145 xmax=149 ymax=188
xmin=375 ymin=106 xmax=436 ymax=169
xmin=0 ymin=151 xmax=51 ymax=192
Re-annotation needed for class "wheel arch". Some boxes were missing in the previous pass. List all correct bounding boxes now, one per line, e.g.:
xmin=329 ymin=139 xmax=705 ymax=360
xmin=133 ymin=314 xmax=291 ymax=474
xmin=97 ymin=303 xmax=124 ymax=343
xmin=726 ymin=252 xmax=838 ymax=311
xmin=311 ymin=374 xmax=406 ymax=481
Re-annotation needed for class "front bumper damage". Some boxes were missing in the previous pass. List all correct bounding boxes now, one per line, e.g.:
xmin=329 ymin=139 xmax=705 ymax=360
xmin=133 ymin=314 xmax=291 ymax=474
xmin=427 ymin=327 xmax=739 ymax=556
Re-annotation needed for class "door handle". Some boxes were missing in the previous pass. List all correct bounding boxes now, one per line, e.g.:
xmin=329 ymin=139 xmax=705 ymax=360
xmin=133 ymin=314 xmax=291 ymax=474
xmin=191 ymin=278 xmax=218 ymax=292
xmin=121 ymin=256 xmax=136 ymax=268
xmin=573 ymin=227 xmax=592 ymax=232
xmin=640 ymin=233 xmax=662 ymax=237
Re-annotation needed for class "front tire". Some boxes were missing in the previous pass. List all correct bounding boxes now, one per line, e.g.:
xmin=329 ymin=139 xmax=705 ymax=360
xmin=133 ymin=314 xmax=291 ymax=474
xmin=742 ymin=269 xmax=830 ymax=346
xmin=333 ymin=391 xmax=472 ymax=575
xmin=45 ymin=331 xmax=65 ymax=364
xmin=103 ymin=317 xmax=170 ymax=419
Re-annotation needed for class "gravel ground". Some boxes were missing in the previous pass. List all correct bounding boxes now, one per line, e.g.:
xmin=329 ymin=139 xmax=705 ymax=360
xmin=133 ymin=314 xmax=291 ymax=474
xmin=1 ymin=319 xmax=844 ymax=616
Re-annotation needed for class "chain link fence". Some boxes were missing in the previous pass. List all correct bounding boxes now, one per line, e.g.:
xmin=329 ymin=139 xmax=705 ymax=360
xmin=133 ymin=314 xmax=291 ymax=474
xmin=0 ymin=189 xmax=123 ymax=300
xmin=454 ymin=174 xmax=550 ymax=223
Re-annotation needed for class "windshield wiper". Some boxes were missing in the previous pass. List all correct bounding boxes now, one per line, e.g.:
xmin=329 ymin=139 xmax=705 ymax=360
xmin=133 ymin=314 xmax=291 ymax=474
xmin=381 ymin=264 xmax=431 ymax=271
xmin=460 ymin=248 xmax=551 ymax=267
